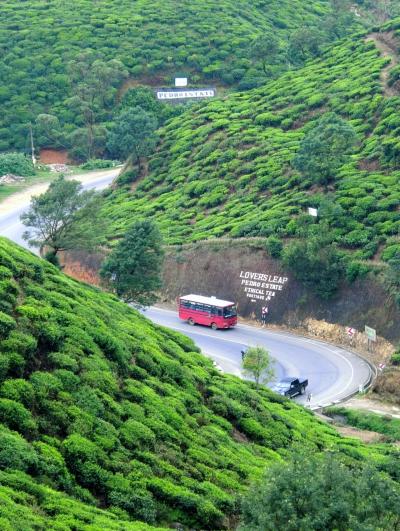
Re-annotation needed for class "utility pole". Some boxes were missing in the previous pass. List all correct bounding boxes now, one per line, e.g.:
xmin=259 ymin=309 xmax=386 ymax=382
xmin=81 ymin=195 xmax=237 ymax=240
xmin=29 ymin=122 xmax=37 ymax=166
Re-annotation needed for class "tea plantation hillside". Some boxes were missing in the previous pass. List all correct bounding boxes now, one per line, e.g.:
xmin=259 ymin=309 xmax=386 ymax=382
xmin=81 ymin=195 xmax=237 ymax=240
xmin=1 ymin=0 xmax=355 ymax=152
xmin=102 ymin=20 xmax=400 ymax=264
xmin=0 ymin=236 xmax=398 ymax=528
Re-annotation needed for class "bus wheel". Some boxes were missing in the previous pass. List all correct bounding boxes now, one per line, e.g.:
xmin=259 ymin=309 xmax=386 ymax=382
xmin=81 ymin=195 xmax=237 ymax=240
xmin=188 ymin=318 xmax=195 ymax=326
xmin=211 ymin=322 xmax=218 ymax=330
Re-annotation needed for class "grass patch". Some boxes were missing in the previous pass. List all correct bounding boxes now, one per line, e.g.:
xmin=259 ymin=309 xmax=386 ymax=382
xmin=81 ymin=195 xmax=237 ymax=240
xmin=325 ymin=406 xmax=400 ymax=441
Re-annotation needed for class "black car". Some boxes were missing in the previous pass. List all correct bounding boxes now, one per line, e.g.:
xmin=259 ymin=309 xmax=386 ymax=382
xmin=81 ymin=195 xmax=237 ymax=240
xmin=272 ymin=377 xmax=308 ymax=398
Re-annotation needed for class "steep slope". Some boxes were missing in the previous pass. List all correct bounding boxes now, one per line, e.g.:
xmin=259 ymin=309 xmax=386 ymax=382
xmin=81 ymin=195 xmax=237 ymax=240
xmin=102 ymin=20 xmax=400 ymax=263
xmin=0 ymin=236 xmax=397 ymax=528
xmin=0 ymin=470 xmax=161 ymax=530
xmin=0 ymin=0 xmax=352 ymax=151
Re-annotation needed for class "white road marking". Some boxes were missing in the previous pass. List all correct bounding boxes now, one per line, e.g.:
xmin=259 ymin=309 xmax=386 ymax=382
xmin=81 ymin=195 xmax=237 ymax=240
xmin=147 ymin=307 xmax=372 ymax=407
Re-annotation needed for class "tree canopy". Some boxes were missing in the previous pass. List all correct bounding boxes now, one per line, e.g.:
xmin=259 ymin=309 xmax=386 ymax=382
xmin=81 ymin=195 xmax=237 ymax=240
xmin=100 ymin=219 xmax=164 ymax=307
xmin=239 ymin=451 xmax=400 ymax=531
xmin=21 ymin=176 xmax=104 ymax=257
xmin=242 ymin=346 xmax=275 ymax=388
xmin=282 ymin=231 xmax=345 ymax=299
xmin=293 ymin=112 xmax=357 ymax=184
xmin=107 ymin=106 xmax=158 ymax=167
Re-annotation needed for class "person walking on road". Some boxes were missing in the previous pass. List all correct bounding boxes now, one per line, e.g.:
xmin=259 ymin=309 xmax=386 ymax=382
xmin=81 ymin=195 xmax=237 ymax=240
xmin=261 ymin=306 xmax=268 ymax=327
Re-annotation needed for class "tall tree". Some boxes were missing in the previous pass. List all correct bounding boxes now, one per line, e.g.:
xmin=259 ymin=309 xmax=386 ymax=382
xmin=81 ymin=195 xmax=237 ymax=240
xmin=66 ymin=50 xmax=128 ymax=160
xmin=35 ymin=114 xmax=67 ymax=149
xmin=322 ymin=0 xmax=355 ymax=41
xmin=249 ymin=34 xmax=281 ymax=75
xmin=106 ymin=107 xmax=158 ymax=172
xmin=293 ymin=112 xmax=357 ymax=184
xmin=287 ymin=28 xmax=324 ymax=67
xmin=21 ymin=176 xmax=104 ymax=258
xmin=239 ymin=451 xmax=400 ymax=531
xmin=100 ymin=220 xmax=164 ymax=307
xmin=242 ymin=346 xmax=275 ymax=388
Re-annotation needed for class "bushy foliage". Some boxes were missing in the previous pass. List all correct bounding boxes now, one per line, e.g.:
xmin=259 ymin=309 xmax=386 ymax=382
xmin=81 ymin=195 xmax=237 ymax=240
xmin=384 ymin=251 xmax=400 ymax=307
xmin=0 ymin=153 xmax=35 ymax=177
xmin=107 ymin=107 xmax=158 ymax=164
xmin=293 ymin=112 xmax=357 ymax=184
xmin=100 ymin=220 xmax=164 ymax=307
xmin=239 ymin=450 xmax=400 ymax=530
xmin=80 ymin=159 xmax=120 ymax=170
xmin=282 ymin=233 xmax=346 ymax=298
xmin=3 ymin=237 xmax=392 ymax=528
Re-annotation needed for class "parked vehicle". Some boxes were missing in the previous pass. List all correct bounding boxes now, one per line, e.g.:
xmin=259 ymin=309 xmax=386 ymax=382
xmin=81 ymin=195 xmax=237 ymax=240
xmin=178 ymin=294 xmax=237 ymax=330
xmin=272 ymin=377 xmax=308 ymax=397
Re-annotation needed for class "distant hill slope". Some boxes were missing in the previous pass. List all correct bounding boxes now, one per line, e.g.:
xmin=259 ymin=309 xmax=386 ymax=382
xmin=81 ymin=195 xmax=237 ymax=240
xmin=102 ymin=19 xmax=400 ymax=263
xmin=1 ymin=0 xmax=352 ymax=151
xmin=0 ymin=236 xmax=396 ymax=528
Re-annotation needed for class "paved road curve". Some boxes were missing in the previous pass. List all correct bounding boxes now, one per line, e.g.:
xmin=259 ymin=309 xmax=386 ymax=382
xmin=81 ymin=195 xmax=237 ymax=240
xmin=0 ymin=168 xmax=119 ymax=252
xmin=143 ymin=307 xmax=372 ymax=409
xmin=0 ymin=169 xmax=372 ymax=408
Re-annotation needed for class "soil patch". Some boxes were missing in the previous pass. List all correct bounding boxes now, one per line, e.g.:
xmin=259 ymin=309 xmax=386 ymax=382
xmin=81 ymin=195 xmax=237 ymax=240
xmin=39 ymin=149 xmax=71 ymax=165
xmin=333 ymin=425 xmax=385 ymax=443
xmin=366 ymin=31 xmax=399 ymax=97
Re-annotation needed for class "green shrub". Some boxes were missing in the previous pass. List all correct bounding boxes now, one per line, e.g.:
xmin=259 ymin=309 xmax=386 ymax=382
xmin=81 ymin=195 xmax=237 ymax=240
xmin=80 ymin=159 xmax=119 ymax=170
xmin=120 ymin=420 xmax=156 ymax=450
xmin=0 ymin=430 xmax=38 ymax=471
xmin=265 ymin=236 xmax=283 ymax=258
xmin=0 ymin=312 xmax=16 ymax=338
xmin=391 ymin=351 xmax=400 ymax=366
xmin=0 ymin=153 xmax=35 ymax=177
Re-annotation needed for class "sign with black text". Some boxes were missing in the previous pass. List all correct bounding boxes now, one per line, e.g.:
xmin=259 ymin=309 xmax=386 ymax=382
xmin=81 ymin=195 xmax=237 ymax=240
xmin=156 ymin=88 xmax=216 ymax=100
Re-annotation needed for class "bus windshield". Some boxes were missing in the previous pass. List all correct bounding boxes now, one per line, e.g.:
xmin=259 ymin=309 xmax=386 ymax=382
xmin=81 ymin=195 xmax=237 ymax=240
xmin=223 ymin=305 xmax=237 ymax=318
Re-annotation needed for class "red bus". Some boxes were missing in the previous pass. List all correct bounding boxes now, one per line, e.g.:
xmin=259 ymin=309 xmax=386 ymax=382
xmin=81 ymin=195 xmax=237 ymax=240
xmin=178 ymin=294 xmax=237 ymax=330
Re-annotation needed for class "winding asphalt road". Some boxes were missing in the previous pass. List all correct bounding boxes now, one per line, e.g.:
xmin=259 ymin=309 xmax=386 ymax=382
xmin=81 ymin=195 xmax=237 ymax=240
xmin=0 ymin=168 xmax=373 ymax=408
xmin=143 ymin=307 xmax=372 ymax=408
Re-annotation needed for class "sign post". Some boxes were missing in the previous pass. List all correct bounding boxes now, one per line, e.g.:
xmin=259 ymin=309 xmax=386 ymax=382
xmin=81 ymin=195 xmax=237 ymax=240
xmin=364 ymin=325 xmax=376 ymax=351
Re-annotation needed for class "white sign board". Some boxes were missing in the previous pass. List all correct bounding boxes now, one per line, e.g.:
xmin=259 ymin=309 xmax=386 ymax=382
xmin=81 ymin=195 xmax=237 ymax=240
xmin=175 ymin=78 xmax=188 ymax=87
xmin=308 ymin=207 xmax=318 ymax=217
xmin=239 ymin=270 xmax=289 ymax=303
xmin=156 ymin=88 xmax=216 ymax=100
xmin=365 ymin=325 xmax=376 ymax=342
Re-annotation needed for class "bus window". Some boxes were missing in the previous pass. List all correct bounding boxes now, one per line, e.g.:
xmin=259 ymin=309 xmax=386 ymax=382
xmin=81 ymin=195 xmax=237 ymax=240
xmin=223 ymin=305 xmax=237 ymax=317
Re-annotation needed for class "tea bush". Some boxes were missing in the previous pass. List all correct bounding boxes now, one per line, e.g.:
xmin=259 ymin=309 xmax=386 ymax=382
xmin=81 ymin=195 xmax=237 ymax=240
xmin=0 ymin=236 xmax=397 ymax=528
